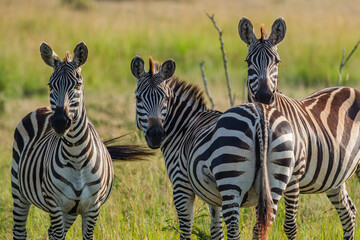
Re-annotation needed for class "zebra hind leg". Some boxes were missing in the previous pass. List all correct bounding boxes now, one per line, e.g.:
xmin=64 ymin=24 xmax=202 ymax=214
xmin=326 ymin=184 xmax=356 ymax=240
xmin=283 ymin=182 xmax=300 ymax=240
xmin=209 ymin=205 xmax=224 ymax=240
xmin=221 ymin=193 xmax=244 ymax=240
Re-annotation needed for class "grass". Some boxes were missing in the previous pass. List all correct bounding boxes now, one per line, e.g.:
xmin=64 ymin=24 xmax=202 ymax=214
xmin=1 ymin=0 xmax=360 ymax=99
xmin=1 ymin=0 xmax=360 ymax=239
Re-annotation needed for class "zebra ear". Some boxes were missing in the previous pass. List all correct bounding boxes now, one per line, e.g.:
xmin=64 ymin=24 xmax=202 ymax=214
xmin=131 ymin=56 xmax=145 ymax=80
xmin=40 ymin=42 xmax=60 ymax=68
xmin=238 ymin=17 xmax=257 ymax=45
xmin=160 ymin=59 xmax=175 ymax=81
xmin=73 ymin=42 xmax=88 ymax=68
xmin=268 ymin=17 xmax=286 ymax=46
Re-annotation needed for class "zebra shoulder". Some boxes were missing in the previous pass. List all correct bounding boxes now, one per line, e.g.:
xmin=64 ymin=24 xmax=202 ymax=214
xmin=14 ymin=107 xmax=52 ymax=144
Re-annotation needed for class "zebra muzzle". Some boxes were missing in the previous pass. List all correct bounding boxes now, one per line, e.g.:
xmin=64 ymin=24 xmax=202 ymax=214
xmin=145 ymin=118 xmax=165 ymax=149
xmin=50 ymin=107 xmax=71 ymax=136
xmin=255 ymin=84 xmax=275 ymax=105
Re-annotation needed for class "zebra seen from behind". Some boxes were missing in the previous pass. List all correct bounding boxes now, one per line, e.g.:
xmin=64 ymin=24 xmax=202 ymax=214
xmin=132 ymin=56 xmax=296 ymax=239
xmin=238 ymin=17 xmax=360 ymax=240
xmin=11 ymin=42 xmax=151 ymax=240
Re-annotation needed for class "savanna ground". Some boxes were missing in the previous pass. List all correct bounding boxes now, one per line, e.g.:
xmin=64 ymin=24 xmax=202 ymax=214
xmin=1 ymin=0 xmax=360 ymax=239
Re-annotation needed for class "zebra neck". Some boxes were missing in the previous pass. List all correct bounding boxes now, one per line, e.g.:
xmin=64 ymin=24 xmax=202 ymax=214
xmin=61 ymin=107 xmax=93 ymax=158
xmin=161 ymin=96 xmax=212 ymax=156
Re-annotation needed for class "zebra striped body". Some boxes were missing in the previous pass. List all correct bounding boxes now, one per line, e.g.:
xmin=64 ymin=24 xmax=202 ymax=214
xmin=239 ymin=17 xmax=360 ymax=240
xmin=11 ymin=42 xmax=113 ymax=240
xmin=132 ymin=56 xmax=295 ymax=239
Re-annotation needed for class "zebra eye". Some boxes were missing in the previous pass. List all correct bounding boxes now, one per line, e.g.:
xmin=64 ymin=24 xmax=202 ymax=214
xmin=48 ymin=84 xmax=53 ymax=90
xmin=75 ymin=82 xmax=82 ymax=90
xmin=275 ymin=59 xmax=281 ymax=64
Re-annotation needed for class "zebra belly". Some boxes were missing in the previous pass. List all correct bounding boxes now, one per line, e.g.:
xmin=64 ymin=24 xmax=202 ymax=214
xmin=43 ymin=168 xmax=111 ymax=215
xmin=299 ymin=152 xmax=360 ymax=194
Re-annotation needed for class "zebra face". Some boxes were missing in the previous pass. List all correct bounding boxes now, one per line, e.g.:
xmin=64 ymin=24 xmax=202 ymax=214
xmin=131 ymin=56 xmax=175 ymax=149
xmin=245 ymin=44 xmax=280 ymax=104
xmin=239 ymin=17 xmax=286 ymax=105
xmin=40 ymin=42 xmax=88 ymax=136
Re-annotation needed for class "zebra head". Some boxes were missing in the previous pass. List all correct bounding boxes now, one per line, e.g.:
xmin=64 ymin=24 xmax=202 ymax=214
xmin=131 ymin=56 xmax=176 ymax=149
xmin=40 ymin=42 xmax=88 ymax=136
xmin=238 ymin=17 xmax=286 ymax=105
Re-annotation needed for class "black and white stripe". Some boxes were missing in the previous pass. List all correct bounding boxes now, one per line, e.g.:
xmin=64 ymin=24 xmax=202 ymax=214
xmin=239 ymin=17 xmax=360 ymax=240
xmin=132 ymin=56 xmax=295 ymax=240
xmin=11 ymin=42 xmax=150 ymax=240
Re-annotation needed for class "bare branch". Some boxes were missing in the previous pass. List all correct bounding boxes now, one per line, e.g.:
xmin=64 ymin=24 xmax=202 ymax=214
xmin=205 ymin=10 xmax=234 ymax=107
xmin=200 ymin=61 xmax=215 ymax=109
xmin=338 ymin=39 xmax=360 ymax=86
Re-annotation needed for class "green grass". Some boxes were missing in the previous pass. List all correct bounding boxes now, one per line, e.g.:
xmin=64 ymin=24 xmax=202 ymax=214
xmin=1 ymin=0 xmax=360 ymax=99
xmin=1 ymin=0 xmax=360 ymax=239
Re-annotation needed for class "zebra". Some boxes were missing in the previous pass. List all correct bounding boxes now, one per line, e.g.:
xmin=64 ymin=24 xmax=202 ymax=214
xmin=11 ymin=42 xmax=151 ymax=240
xmin=238 ymin=17 xmax=360 ymax=240
xmin=132 ymin=55 xmax=296 ymax=239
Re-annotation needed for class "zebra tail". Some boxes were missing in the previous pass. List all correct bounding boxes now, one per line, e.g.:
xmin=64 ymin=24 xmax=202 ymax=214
xmin=255 ymin=106 xmax=273 ymax=240
xmin=104 ymin=135 xmax=155 ymax=161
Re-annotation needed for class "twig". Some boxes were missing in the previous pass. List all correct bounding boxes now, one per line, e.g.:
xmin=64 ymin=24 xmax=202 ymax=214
xmin=200 ymin=61 xmax=215 ymax=109
xmin=338 ymin=39 xmax=360 ymax=86
xmin=205 ymin=10 xmax=234 ymax=107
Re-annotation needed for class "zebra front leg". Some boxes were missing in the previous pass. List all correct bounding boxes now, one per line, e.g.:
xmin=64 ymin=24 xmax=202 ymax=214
xmin=173 ymin=186 xmax=195 ymax=240
xmin=12 ymin=195 xmax=31 ymax=240
xmin=48 ymin=207 xmax=66 ymax=240
xmin=11 ymin=168 xmax=31 ymax=240
xmin=81 ymin=209 xmax=100 ymax=240
xmin=326 ymin=184 xmax=356 ymax=240
xmin=209 ymin=205 xmax=224 ymax=240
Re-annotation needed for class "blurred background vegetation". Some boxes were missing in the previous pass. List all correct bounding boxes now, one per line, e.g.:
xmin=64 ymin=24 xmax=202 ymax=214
xmin=1 ymin=0 xmax=360 ymax=102
xmin=1 ymin=0 xmax=360 ymax=239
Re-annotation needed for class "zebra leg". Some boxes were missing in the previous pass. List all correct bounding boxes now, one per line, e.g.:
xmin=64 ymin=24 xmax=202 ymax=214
xmin=283 ymin=182 xmax=300 ymax=240
xmin=12 ymin=194 xmax=31 ymax=240
xmin=11 ymin=167 xmax=31 ymax=240
xmin=173 ymin=185 xmax=195 ymax=240
xmin=48 ymin=208 xmax=66 ymax=240
xmin=326 ymin=184 xmax=356 ymax=240
xmin=209 ymin=205 xmax=224 ymax=240
xmin=81 ymin=210 xmax=100 ymax=240
xmin=221 ymin=193 xmax=244 ymax=240
xmin=63 ymin=214 xmax=77 ymax=237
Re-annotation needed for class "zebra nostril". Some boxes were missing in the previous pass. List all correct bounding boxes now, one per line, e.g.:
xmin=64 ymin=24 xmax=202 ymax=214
xmin=145 ymin=125 xmax=165 ymax=149
xmin=50 ymin=109 xmax=72 ymax=136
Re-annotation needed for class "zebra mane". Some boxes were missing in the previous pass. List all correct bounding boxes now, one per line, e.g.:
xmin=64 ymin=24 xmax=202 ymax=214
xmin=260 ymin=24 xmax=267 ymax=42
xmin=63 ymin=51 xmax=73 ymax=63
xmin=149 ymin=56 xmax=160 ymax=77
xmin=168 ymin=77 xmax=210 ymax=111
